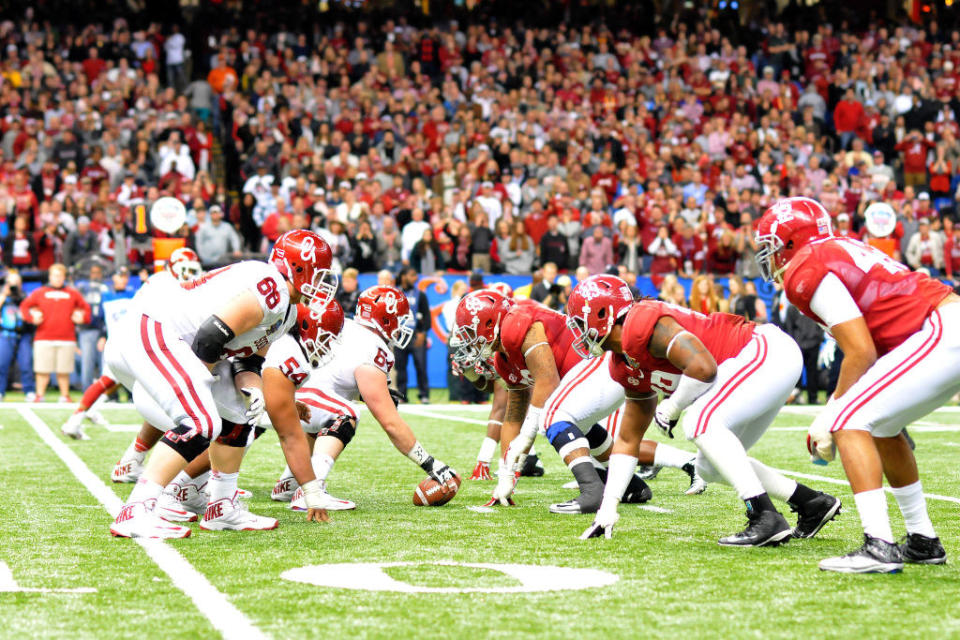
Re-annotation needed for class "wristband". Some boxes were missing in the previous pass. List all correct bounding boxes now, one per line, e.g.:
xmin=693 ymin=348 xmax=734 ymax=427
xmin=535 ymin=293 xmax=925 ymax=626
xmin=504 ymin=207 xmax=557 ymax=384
xmin=407 ymin=440 xmax=434 ymax=471
xmin=301 ymin=479 xmax=324 ymax=509
xmin=520 ymin=405 xmax=542 ymax=440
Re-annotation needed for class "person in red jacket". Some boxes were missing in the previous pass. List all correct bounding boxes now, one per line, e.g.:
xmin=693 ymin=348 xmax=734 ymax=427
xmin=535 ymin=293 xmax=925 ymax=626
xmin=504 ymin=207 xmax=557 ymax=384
xmin=19 ymin=263 xmax=91 ymax=403
xmin=833 ymin=88 xmax=864 ymax=150
xmin=895 ymin=130 xmax=935 ymax=188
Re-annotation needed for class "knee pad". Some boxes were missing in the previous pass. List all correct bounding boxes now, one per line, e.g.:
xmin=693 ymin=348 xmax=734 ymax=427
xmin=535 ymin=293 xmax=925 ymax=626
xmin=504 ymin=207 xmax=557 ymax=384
xmin=585 ymin=422 xmax=613 ymax=457
xmin=215 ymin=420 xmax=253 ymax=447
xmin=161 ymin=425 xmax=211 ymax=462
xmin=545 ymin=421 xmax=588 ymax=458
xmin=319 ymin=415 xmax=356 ymax=447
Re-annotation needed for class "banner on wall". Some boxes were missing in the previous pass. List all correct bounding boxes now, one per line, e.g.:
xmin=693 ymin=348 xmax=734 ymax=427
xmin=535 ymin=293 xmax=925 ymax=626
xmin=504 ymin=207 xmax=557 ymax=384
xmin=353 ymin=273 xmax=779 ymax=390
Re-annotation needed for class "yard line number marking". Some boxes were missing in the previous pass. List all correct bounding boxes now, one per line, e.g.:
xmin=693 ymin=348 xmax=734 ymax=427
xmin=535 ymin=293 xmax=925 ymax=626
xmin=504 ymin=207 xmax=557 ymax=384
xmin=18 ymin=408 xmax=268 ymax=640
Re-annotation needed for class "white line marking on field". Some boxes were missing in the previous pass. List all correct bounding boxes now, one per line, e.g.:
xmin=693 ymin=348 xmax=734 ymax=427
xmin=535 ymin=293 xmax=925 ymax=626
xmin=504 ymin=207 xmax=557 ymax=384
xmin=638 ymin=505 xmax=672 ymax=514
xmin=18 ymin=408 xmax=267 ymax=640
xmin=773 ymin=466 xmax=960 ymax=506
xmin=467 ymin=506 xmax=495 ymax=514
xmin=397 ymin=405 xmax=489 ymax=425
xmin=0 ymin=561 xmax=95 ymax=594
xmin=103 ymin=423 xmax=143 ymax=432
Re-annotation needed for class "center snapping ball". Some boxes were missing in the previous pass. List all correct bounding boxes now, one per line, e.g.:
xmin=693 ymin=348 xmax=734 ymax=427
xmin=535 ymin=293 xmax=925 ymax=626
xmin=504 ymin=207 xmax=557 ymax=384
xmin=413 ymin=474 xmax=462 ymax=506
xmin=150 ymin=196 xmax=187 ymax=234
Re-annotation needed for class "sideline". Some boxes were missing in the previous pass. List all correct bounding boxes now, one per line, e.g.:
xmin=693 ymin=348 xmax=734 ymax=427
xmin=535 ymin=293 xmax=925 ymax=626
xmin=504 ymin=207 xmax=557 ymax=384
xmin=18 ymin=407 xmax=268 ymax=640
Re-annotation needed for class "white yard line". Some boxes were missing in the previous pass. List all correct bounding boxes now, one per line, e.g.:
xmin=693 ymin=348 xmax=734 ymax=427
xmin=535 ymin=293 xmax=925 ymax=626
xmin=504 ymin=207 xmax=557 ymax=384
xmin=638 ymin=505 xmax=672 ymax=514
xmin=397 ymin=405 xmax=490 ymax=425
xmin=18 ymin=407 xmax=267 ymax=640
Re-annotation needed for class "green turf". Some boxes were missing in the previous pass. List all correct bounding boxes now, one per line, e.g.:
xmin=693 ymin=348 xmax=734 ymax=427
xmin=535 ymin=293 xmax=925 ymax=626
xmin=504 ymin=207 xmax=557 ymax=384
xmin=2 ymin=403 xmax=960 ymax=639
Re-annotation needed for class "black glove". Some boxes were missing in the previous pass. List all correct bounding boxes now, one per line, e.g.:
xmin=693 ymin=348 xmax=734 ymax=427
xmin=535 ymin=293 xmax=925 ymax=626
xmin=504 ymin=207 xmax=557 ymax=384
xmin=388 ymin=387 xmax=405 ymax=407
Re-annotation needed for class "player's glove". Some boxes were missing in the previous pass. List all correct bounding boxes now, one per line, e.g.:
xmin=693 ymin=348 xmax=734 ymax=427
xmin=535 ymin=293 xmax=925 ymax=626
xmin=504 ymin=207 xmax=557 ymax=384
xmin=807 ymin=413 xmax=836 ymax=465
xmin=424 ymin=457 xmax=457 ymax=487
xmin=653 ymin=398 xmax=680 ymax=439
xmin=470 ymin=460 xmax=492 ymax=480
xmin=300 ymin=480 xmax=331 ymax=523
xmin=485 ymin=464 xmax=518 ymax=507
xmin=580 ymin=503 xmax=620 ymax=540
xmin=388 ymin=387 xmax=405 ymax=407
xmin=240 ymin=387 xmax=266 ymax=426
xmin=818 ymin=338 xmax=837 ymax=369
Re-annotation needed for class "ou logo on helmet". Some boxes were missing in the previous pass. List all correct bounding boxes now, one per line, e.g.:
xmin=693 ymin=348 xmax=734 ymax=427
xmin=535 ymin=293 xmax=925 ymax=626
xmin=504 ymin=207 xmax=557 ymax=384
xmin=382 ymin=291 xmax=399 ymax=315
xmin=300 ymin=236 xmax=317 ymax=262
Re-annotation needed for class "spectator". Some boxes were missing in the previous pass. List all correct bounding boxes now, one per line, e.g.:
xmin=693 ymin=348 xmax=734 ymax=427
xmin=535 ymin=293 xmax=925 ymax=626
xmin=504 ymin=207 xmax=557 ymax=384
xmin=3 ymin=216 xmax=36 ymax=269
xmin=944 ymin=222 xmax=960 ymax=283
xmin=530 ymin=262 xmax=564 ymax=310
xmin=19 ymin=264 xmax=90 ymax=403
xmin=744 ymin=281 xmax=768 ymax=323
xmin=376 ymin=217 xmax=403 ymax=272
xmin=74 ymin=264 xmax=108 ymax=391
xmin=164 ymin=24 xmax=187 ymax=91
xmin=647 ymin=226 xmax=679 ymax=281
xmin=395 ymin=267 xmax=430 ymax=404
xmin=0 ymin=271 xmax=35 ymax=400
xmin=689 ymin=275 xmax=719 ymax=314
xmin=447 ymin=226 xmax=473 ymax=273
xmin=469 ymin=209 xmax=493 ymax=272
xmin=539 ymin=215 xmax=570 ymax=270
xmin=63 ymin=216 xmax=99 ymax=268
xmin=349 ymin=221 xmax=380 ymax=273
xmin=336 ymin=269 xmax=361 ymax=319
xmin=579 ymin=225 xmax=614 ymax=276
xmin=401 ymin=208 xmax=431 ymax=264
xmin=896 ymin=130 xmax=934 ymax=188
xmin=905 ymin=217 xmax=944 ymax=275
xmin=443 ymin=280 xmax=483 ymax=403
xmin=707 ymin=231 xmax=740 ymax=275
xmin=196 ymin=205 xmax=242 ymax=267
xmin=785 ymin=303 xmax=824 ymax=405
xmin=499 ymin=220 xmax=535 ymax=276
xmin=617 ymin=223 xmax=643 ymax=275
xmin=410 ymin=228 xmax=445 ymax=275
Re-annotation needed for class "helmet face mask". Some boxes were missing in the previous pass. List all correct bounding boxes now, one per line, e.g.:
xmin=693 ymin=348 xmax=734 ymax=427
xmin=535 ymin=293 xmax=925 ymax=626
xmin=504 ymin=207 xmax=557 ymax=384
xmin=270 ymin=230 xmax=337 ymax=308
xmin=355 ymin=285 xmax=413 ymax=349
xmin=452 ymin=290 xmax=510 ymax=369
xmin=297 ymin=300 xmax=344 ymax=368
xmin=167 ymin=247 xmax=202 ymax=283
xmin=566 ymin=275 xmax=633 ymax=359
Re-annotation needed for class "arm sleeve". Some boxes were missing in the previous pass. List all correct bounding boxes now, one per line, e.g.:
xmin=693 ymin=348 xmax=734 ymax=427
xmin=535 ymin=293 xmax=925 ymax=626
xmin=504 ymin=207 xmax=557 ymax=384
xmin=809 ymin=272 xmax=862 ymax=328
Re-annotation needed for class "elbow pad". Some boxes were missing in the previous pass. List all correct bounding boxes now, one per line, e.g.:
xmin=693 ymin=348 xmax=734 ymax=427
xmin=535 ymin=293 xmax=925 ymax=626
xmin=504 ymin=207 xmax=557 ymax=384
xmin=232 ymin=354 xmax=265 ymax=376
xmin=192 ymin=314 xmax=235 ymax=364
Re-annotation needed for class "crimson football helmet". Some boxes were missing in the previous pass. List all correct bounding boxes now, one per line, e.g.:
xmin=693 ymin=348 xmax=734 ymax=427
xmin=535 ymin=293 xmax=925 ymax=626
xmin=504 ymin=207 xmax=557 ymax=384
xmin=167 ymin=247 xmax=202 ymax=283
xmin=566 ymin=275 xmax=635 ymax=359
xmin=452 ymin=290 xmax=513 ymax=368
xmin=296 ymin=299 xmax=344 ymax=368
xmin=269 ymin=229 xmax=337 ymax=306
xmin=487 ymin=282 xmax=514 ymax=298
xmin=355 ymin=285 xmax=414 ymax=349
xmin=755 ymin=197 xmax=833 ymax=282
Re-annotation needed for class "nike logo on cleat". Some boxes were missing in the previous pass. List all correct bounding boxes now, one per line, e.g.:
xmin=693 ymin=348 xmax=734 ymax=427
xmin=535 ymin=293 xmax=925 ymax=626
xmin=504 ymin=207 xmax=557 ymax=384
xmin=205 ymin=502 xmax=224 ymax=520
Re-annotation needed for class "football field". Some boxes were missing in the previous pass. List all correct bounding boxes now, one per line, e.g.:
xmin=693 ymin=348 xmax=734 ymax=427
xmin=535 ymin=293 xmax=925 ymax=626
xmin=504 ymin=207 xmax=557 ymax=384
xmin=2 ymin=401 xmax=960 ymax=639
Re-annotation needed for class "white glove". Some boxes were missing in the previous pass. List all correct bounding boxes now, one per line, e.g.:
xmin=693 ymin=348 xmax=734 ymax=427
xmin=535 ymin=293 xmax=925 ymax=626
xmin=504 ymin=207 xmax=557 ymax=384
xmin=240 ymin=387 xmax=265 ymax=426
xmin=818 ymin=338 xmax=837 ymax=369
xmin=488 ymin=463 xmax=518 ymax=506
xmin=807 ymin=413 xmax=836 ymax=464
xmin=580 ymin=502 xmax=620 ymax=539
xmin=653 ymin=398 xmax=681 ymax=439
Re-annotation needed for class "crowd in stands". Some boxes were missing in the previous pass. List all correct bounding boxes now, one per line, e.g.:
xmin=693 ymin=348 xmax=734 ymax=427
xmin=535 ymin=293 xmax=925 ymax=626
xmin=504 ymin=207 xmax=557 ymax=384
xmin=0 ymin=3 xmax=959 ymax=398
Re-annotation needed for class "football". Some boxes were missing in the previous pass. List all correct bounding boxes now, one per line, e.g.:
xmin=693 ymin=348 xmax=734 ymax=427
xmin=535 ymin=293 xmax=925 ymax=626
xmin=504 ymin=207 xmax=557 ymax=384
xmin=413 ymin=474 xmax=461 ymax=506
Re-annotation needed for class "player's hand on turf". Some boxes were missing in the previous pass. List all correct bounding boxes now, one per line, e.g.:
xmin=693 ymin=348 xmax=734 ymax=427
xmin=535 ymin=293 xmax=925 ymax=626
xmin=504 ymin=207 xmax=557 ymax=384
xmin=654 ymin=399 xmax=680 ymax=439
xmin=806 ymin=417 xmax=836 ymax=465
xmin=470 ymin=460 xmax=492 ymax=480
xmin=580 ymin=505 xmax=620 ymax=540
xmin=306 ymin=507 xmax=330 ymax=523
xmin=489 ymin=466 xmax=518 ymax=506
xmin=295 ymin=400 xmax=311 ymax=423
xmin=240 ymin=387 xmax=265 ymax=425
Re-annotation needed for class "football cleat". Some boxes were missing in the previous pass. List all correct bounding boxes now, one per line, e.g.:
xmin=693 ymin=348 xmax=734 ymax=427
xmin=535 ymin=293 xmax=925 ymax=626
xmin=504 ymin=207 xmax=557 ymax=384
xmin=110 ymin=501 xmax=191 ymax=539
xmin=899 ymin=533 xmax=947 ymax=565
xmin=819 ymin=535 xmax=904 ymax=573
xmin=620 ymin=475 xmax=653 ymax=504
xmin=520 ymin=453 xmax=545 ymax=477
xmin=111 ymin=458 xmax=144 ymax=483
xmin=470 ymin=461 xmax=492 ymax=481
xmin=636 ymin=465 xmax=660 ymax=481
xmin=791 ymin=492 xmax=841 ymax=539
xmin=549 ymin=499 xmax=591 ymax=514
xmin=85 ymin=409 xmax=109 ymax=427
xmin=199 ymin=496 xmax=278 ymax=531
xmin=156 ymin=483 xmax=207 ymax=523
xmin=271 ymin=477 xmax=299 ymax=502
xmin=682 ymin=462 xmax=707 ymax=495
xmin=236 ymin=488 xmax=253 ymax=500
xmin=61 ymin=412 xmax=89 ymax=440
xmin=718 ymin=509 xmax=792 ymax=547
xmin=289 ymin=484 xmax=356 ymax=511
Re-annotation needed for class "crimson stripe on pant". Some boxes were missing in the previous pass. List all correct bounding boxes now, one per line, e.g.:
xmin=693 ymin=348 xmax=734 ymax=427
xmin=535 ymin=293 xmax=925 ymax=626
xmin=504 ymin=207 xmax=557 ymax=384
xmin=139 ymin=316 xmax=211 ymax=438
xmin=544 ymin=355 xmax=606 ymax=428
xmin=693 ymin=335 xmax=768 ymax=438
xmin=831 ymin=312 xmax=943 ymax=433
xmin=151 ymin=319 xmax=215 ymax=439
xmin=299 ymin=397 xmax=349 ymax=418
xmin=298 ymin=388 xmax=357 ymax=419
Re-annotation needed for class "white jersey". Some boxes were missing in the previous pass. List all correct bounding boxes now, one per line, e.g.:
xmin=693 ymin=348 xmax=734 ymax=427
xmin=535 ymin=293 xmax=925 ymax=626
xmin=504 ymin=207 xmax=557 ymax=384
xmin=102 ymin=296 xmax=133 ymax=337
xmin=270 ymin=319 xmax=394 ymax=401
xmin=130 ymin=270 xmax=182 ymax=314
xmin=139 ymin=261 xmax=295 ymax=359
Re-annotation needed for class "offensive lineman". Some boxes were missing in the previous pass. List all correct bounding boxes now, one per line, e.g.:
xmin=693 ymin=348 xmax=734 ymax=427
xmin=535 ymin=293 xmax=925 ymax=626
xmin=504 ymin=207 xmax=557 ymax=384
xmin=757 ymin=196 xmax=958 ymax=572
xmin=108 ymin=229 xmax=338 ymax=538
xmin=268 ymin=285 xmax=459 ymax=508
xmin=569 ymin=275 xmax=840 ymax=546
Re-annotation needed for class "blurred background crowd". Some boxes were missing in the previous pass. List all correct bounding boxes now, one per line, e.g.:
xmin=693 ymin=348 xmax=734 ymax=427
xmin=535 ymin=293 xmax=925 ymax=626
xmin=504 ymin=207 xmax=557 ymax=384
xmin=1 ymin=0 xmax=959 ymax=402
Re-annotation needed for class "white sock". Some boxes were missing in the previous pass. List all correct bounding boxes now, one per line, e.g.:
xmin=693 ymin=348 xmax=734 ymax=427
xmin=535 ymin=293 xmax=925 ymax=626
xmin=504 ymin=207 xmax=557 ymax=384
xmin=890 ymin=481 xmax=936 ymax=538
xmin=170 ymin=470 xmax=192 ymax=487
xmin=748 ymin=458 xmax=798 ymax=502
xmin=208 ymin=471 xmax=239 ymax=503
xmin=128 ymin=478 xmax=163 ymax=504
xmin=694 ymin=428 xmax=764 ymax=500
xmin=853 ymin=488 xmax=894 ymax=543
xmin=277 ymin=465 xmax=294 ymax=482
xmin=529 ymin=443 xmax=538 ymax=456
xmin=191 ymin=471 xmax=211 ymax=490
xmin=312 ymin=453 xmax=336 ymax=482
xmin=567 ymin=455 xmax=592 ymax=472
xmin=477 ymin=437 xmax=497 ymax=463
xmin=653 ymin=443 xmax=695 ymax=469
xmin=602 ymin=454 xmax=638 ymax=504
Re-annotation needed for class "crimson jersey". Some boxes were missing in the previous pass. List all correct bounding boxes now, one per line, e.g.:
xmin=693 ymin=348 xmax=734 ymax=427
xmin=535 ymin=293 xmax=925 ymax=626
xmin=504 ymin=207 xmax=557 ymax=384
xmin=492 ymin=299 xmax=580 ymax=388
xmin=621 ymin=300 xmax=755 ymax=368
xmin=783 ymin=237 xmax=952 ymax=355
xmin=608 ymin=352 xmax=681 ymax=397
